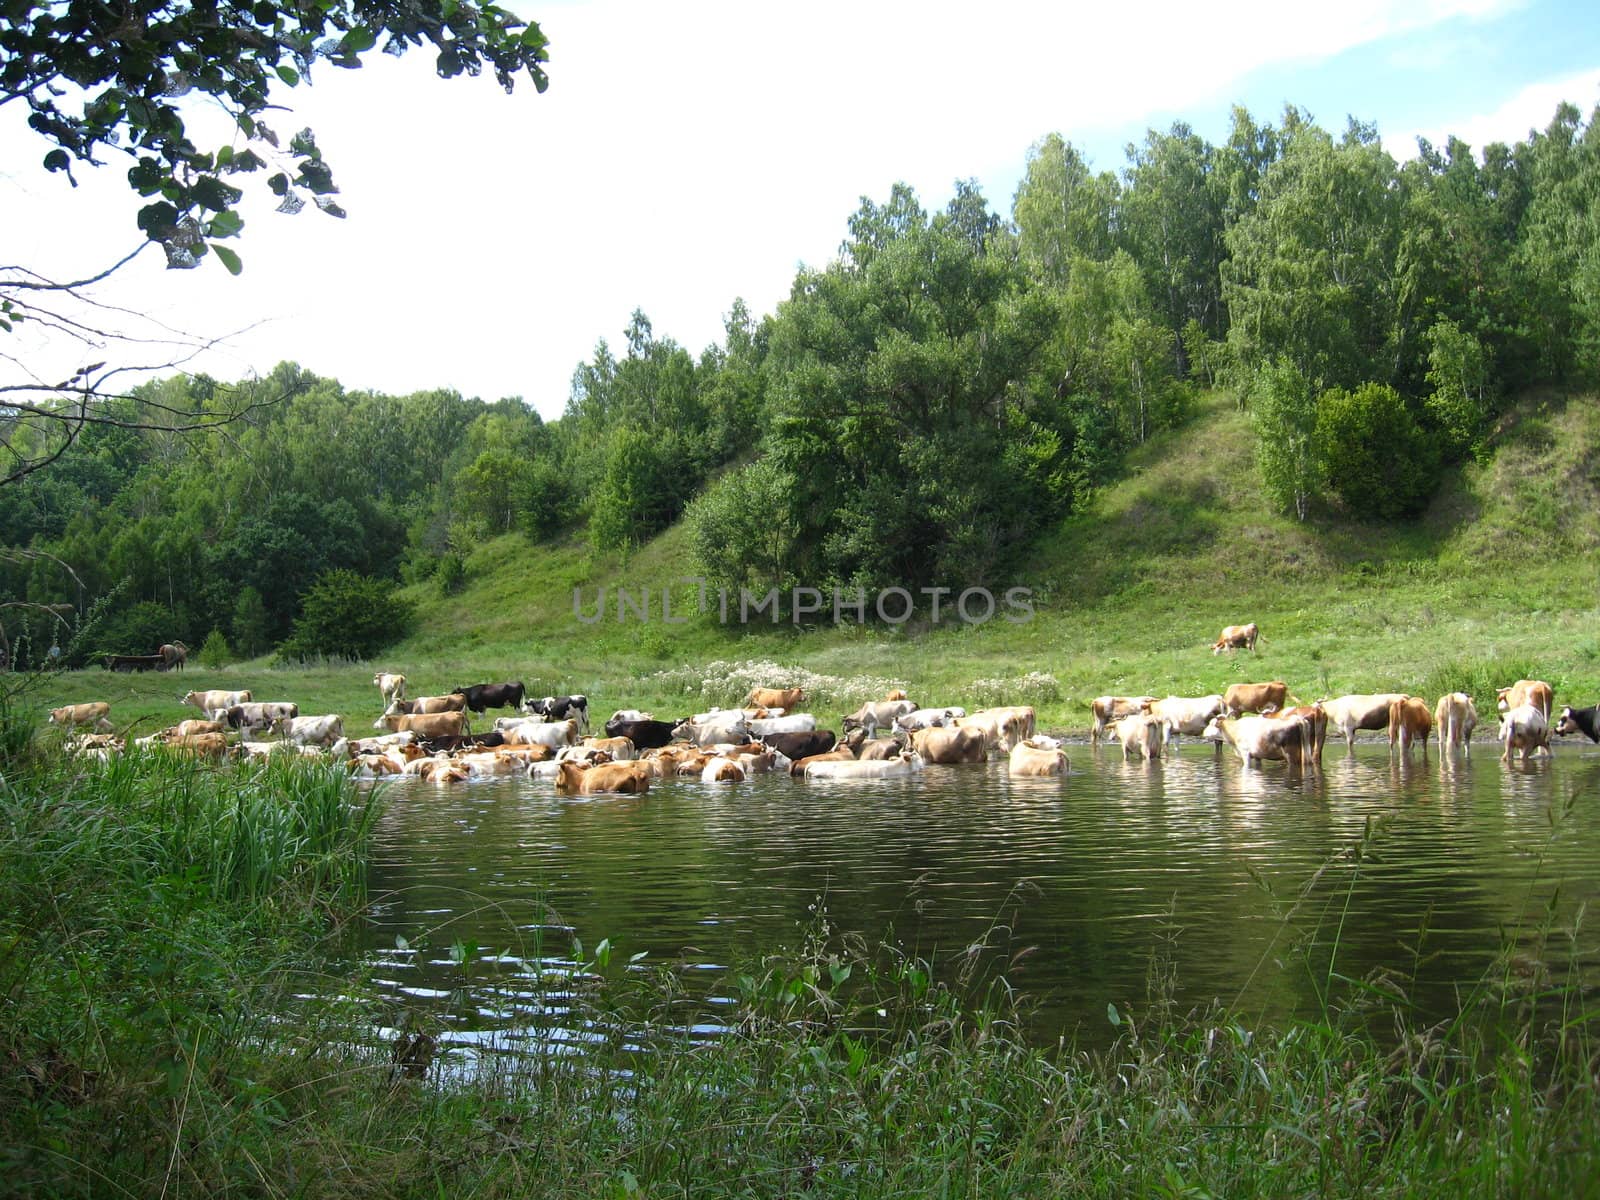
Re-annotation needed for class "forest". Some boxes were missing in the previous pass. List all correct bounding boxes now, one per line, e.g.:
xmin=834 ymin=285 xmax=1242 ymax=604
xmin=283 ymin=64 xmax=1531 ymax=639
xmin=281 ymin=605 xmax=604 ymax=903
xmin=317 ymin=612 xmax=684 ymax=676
xmin=4 ymin=98 xmax=1599 ymax=668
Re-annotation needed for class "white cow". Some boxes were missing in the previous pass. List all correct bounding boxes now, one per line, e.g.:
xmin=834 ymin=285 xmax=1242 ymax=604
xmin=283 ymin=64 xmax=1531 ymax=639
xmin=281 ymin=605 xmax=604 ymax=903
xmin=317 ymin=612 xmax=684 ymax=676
xmin=803 ymin=754 xmax=922 ymax=780
xmin=1320 ymin=694 xmax=1409 ymax=749
xmin=1498 ymin=704 xmax=1551 ymax=762
xmin=273 ymin=714 xmax=345 ymax=747
xmin=1147 ymin=695 xmax=1227 ymax=745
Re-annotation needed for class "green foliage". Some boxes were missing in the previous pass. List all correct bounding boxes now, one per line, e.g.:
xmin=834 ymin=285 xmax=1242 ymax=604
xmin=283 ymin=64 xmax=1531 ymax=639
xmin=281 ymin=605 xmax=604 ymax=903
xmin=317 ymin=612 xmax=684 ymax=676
xmin=686 ymin=459 xmax=800 ymax=594
xmin=277 ymin=570 xmax=413 ymax=662
xmin=1315 ymin=382 xmax=1440 ymax=519
xmin=1424 ymin=318 xmax=1494 ymax=461
xmin=232 ymin=587 xmax=271 ymax=660
xmin=4 ymin=0 xmax=548 ymax=267
xmin=436 ymin=553 xmax=467 ymax=597
xmin=1251 ymin=359 xmax=1322 ymax=521
xmin=86 ymin=598 xmax=178 ymax=659
xmin=197 ymin=627 xmax=230 ymax=668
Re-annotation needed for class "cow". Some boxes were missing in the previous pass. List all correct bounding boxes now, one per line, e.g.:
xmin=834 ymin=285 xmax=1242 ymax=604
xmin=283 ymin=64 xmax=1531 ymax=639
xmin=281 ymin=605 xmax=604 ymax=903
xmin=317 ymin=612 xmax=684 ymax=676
xmin=407 ymin=756 xmax=471 ymax=784
xmin=580 ymin=735 xmax=637 ymax=761
xmin=1008 ymin=739 xmax=1068 ymax=777
xmin=746 ymin=686 xmax=805 ymax=711
xmin=762 ymin=729 xmax=836 ymax=761
xmin=1498 ymin=704 xmax=1552 ymax=762
xmin=1434 ymin=693 xmax=1479 ymax=756
xmin=700 ymin=756 xmax=747 ymax=783
xmin=884 ymin=689 xmax=910 ymax=702
xmin=746 ymin=714 xmax=817 ymax=737
xmin=373 ymin=673 xmax=407 ymax=709
xmin=1110 ymin=713 xmax=1164 ymax=761
xmin=167 ymin=719 xmax=225 ymax=738
xmin=1387 ymin=697 xmax=1433 ymax=759
xmin=1089 ymin=696 xmax=1156 ymax=743
xmin=451 ymin=682 xmax=526 ymax=714
xmin=1203 ymin=714 xmax=1314 ymax=770
xmin=604 ymin=718 xmax=682 ymax=751
xmin=1496 ymin=680 xmax=1554 ymax=720
xmin=842 ymin=700 xmax=917 ymax=738
xmin=1211 ymin=622 xmax=1261 ymax=654
xmin=48 ymin=701 xmax=111 ymax=729
xmin=555 ymin=760 xmax=651 ymax=795
xmin=386 ymin=693 xmax=467 ymax=716
xmin=525 ymin=694 xmax=590 ymax=730
xmin=226 ymin=702 xmax=299 ymax=735
xmin=273 ymin=714 xmax=345 ymax=748
xmin=497 ymin=719 xmax=580 ymax=750
xmin=1223 ymin=681 xmax=1292 ymax=717
xmin=803 ymin=754 xmax=921 ymax=780
xmin=956 ymin=707 xmax=1035 ymax=754
xmin=1147 ymin=695 xmax=1227 ymax=745
xmin=373 ymin=711 xmax=468 ymax=739
xmin=908 ymin=725 xmax=989 ymax=765
xmin=891 ymin=706 xmax=964 ymax=732
xmin=158 ymin=641 xmax=188 ymax=671
xmin=788 ymin=744 xmax=856 ymax=777
xmin=158 ymin=731 xmax=228 ymax=759
xmin=1554 ymin=704 xmax=1600 ymax=743
xmin=1320 ymin=694 xmax=1408 ymax=749
xmin=1263 ymin=703 xmax=1328 ymax=766
xmin=183 ymin=689 xmax=251 ymax=713
xmin=672 ymin=713 xmax=753 ymax=747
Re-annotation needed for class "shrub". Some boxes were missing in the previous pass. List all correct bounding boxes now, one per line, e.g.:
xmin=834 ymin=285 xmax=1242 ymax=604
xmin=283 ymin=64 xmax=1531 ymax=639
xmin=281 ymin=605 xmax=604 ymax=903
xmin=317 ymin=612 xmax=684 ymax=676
xmin=277 ymin=570 xmax=414 ymax=662
xmin=436 ymin=553 xmax=466 ymax=597
xmin=197 ymin=627 xmax=231 ymax=668
xmin=1315 ymin=382 xmax=1440 ymax=519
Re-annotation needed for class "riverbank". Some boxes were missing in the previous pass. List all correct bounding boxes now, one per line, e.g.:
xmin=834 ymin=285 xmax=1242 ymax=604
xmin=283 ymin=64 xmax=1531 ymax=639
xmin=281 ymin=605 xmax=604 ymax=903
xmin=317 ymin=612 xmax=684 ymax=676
xmin=2 ymin=744 xmax=1597 ymax=1196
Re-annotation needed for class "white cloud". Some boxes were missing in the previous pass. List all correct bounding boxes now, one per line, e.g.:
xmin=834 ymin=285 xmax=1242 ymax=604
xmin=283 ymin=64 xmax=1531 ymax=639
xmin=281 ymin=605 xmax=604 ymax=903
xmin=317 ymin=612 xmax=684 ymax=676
xmin=1409 ymin=65 xmax=1600 ymax=156
xmin=0 ymin=0 xmax=1545 ymax=417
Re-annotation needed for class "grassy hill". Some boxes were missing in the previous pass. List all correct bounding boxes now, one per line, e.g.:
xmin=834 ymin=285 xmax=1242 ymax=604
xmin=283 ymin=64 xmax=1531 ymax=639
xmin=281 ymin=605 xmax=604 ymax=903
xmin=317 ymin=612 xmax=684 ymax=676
xmin=26 ymin=389 xmax=1600 ymax=737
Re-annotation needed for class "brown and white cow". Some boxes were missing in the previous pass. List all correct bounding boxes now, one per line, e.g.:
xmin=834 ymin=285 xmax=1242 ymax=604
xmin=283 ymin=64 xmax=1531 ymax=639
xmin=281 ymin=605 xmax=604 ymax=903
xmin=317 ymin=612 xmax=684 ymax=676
xmin=1204 ymin=714 xmax=1314 ymax=770
xmin=1148 ymin=695 xmax=1227 ymax=744
xmin=1496 ymin=680 xmax=1553 ymax=720
xmin=1320 ymin=694 xmax=1409 ymax=749
xmin=1387 ymin=696 xmax=1433 ymax=759
xmin=373 ymin=711 xmax=468 ymax=739
xmin=1434 ymin=692 xmax=1478 ymax=756
xmin=1111 ymin=713 xmax=1165 ymax=761
xmin=1223 ymin=681 xmax=1292 ymax=717
xmin=746 ymin=686 xmax=805 ymax=711
xmin=1263 ymin=703 xmax=1328 ymax=766
xmin=1498 ymin=704 xmax=1552 ymax=762
xmin=1089 ymin=695 xmax=1156 ymax=743
xmin=386 ymin=693 xmax=467 ymax=716
xmin=1211 ymin=622 xmax=1261 ymax=654
xmin=48 ymin=701 xmax=111 ymax=729
xmin=182 ymin=689 xmax=251 ymax=713
xmin=373 ymin=672 xmax=407 ymax=709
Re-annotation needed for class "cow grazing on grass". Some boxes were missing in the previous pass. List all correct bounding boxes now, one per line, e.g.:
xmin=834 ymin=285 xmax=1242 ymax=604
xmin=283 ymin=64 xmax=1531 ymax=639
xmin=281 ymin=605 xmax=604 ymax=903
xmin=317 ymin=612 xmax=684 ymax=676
xmin=1388 ymin=697 xmax=1433 ymax=759
xmin=1089 ymin=696 xmax=1156 ymax=742
xmin=1498 ymin=704 xmax=1552 ymax=762
xmin=1212 ymin=622 xmax=1260 ymax=654
xmin=1434 ymin=693 xmax=1478 ymax=756
xmin=1554 ymin=704 xmax=1600 ymax=743
xmin=1496 ymin=680 xmax=1554 ymax=720
xmin=158 ymin=642 xmax=188 ymax=671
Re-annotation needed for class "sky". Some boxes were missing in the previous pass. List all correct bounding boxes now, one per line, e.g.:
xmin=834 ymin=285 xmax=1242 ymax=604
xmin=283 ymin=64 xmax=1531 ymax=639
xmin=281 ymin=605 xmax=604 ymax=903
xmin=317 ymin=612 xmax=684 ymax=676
xmin=3 ymin=0 xmax=1599 ymax=420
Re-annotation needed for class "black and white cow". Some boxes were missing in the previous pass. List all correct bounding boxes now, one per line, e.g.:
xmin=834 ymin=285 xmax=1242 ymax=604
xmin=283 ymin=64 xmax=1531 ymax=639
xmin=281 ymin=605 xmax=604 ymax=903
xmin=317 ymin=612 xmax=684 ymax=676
xmin=1554 ymin=704 xmax=1600 ymax=743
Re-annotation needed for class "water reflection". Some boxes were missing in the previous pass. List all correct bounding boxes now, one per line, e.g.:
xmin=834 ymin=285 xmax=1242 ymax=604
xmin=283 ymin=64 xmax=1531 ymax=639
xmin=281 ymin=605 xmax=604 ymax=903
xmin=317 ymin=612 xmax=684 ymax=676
xmin=356 ymin=742 xmax=1600 ymax=1055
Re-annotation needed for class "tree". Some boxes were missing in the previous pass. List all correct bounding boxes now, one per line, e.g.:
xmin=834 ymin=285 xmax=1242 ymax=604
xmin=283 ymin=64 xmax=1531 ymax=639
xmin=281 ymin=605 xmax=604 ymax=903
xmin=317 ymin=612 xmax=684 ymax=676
xmin=2 ymin=1 xmax=549 ymax=484
xmin=1013 ymin=135 xmax=1118 ymax=284
xmin=1252 ymin=359 xmax=1321 ymax=521
xmin=278 ymin=570 xmax=413 ymax=661
xmin=1315 ymin=383 xmax=1439 ymax=519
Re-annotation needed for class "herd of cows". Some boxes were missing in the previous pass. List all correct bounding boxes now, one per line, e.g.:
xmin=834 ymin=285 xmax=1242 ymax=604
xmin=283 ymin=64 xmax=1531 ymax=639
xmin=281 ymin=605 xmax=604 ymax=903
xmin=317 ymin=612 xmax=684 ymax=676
xmin=40 ymin=624 xmax=1600 ymax=793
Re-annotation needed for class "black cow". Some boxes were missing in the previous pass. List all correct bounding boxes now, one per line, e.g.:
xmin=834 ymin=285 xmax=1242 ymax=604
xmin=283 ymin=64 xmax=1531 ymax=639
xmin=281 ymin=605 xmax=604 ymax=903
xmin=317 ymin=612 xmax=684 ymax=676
xmin=528 ymin=694 xmax=589 ymax=727
xmin=452 ymin=681 xmax=526 ymax=714
xmin=604 ymin=717 xmax=683 ymax=750
xmin=761 ymin=729 xmax=836 ymax=761
xmin=1554 ymin=704 xmax=1600 ymax=743
xmin=418 ymin=731 xmax=508 ymax=755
